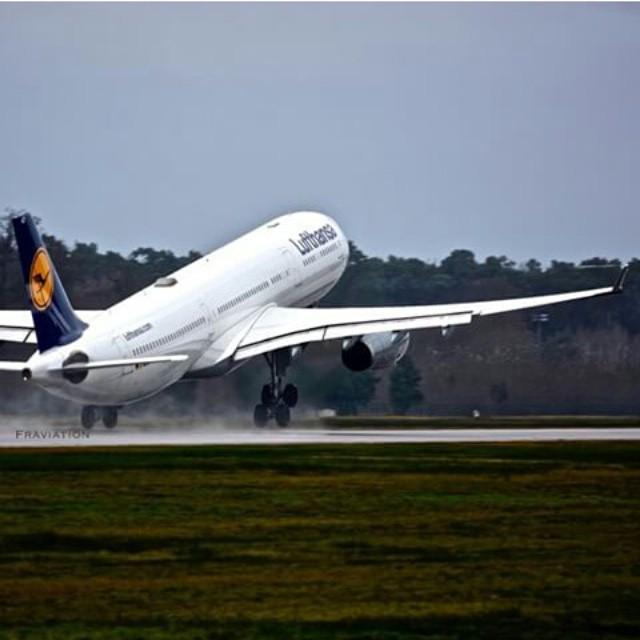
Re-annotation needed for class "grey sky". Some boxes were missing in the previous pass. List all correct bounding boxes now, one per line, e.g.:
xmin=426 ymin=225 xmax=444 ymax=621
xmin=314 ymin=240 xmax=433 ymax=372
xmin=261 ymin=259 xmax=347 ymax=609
xmin=1 ymin=3 xmax=638 ymax=265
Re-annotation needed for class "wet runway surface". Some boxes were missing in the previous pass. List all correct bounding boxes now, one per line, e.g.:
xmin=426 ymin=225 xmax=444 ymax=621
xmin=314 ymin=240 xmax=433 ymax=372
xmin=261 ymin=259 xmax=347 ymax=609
xmin=3 ymin=423 xmax=640 ymax=447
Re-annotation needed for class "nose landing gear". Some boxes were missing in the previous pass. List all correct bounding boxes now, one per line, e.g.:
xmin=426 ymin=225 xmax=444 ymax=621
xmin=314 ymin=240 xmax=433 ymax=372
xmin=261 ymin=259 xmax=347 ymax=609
xmin=253 ymin=349 xmax=299 ymax=428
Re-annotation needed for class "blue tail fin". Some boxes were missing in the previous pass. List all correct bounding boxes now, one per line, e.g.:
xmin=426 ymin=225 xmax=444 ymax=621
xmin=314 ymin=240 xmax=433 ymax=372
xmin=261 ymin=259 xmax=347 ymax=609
xmin=12 ymin=214 xmax=87 ymax=352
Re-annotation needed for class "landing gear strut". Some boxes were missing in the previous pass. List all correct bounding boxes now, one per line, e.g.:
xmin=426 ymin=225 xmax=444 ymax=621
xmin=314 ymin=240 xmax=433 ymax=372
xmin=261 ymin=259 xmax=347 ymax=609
xmin=254 ymin=349 xmax=299 ymax=427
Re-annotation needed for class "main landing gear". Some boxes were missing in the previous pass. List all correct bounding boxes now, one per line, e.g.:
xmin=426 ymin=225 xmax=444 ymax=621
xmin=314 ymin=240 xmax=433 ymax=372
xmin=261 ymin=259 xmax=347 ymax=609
xmin=81 ymin=406 xmax=119 ymax=429
xmin=254 ymin=349 xmax=299 ymax=428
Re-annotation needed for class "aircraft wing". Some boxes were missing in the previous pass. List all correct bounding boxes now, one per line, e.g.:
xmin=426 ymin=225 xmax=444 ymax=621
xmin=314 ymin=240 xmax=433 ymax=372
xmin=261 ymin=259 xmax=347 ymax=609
xmin=233 ymin=266 xmax=628 ymax=361
xmin=0 ymin=310 xmax=104 ymax=344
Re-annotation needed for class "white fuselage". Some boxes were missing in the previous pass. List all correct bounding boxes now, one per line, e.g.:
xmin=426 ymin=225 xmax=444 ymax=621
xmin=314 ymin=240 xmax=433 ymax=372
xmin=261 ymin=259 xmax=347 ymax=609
xmin=26 ymin=212 xmax=349 ymax=406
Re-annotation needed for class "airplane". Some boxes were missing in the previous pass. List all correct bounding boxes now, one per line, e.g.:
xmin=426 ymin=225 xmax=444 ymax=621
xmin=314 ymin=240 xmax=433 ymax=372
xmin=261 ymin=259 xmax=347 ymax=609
xmin=0 ymin=211 xmax=629 ymax=428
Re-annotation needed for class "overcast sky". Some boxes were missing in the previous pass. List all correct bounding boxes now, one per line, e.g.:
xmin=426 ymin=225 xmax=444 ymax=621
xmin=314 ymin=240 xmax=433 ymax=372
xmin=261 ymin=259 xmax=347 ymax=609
xmin=1 ymin=3 xmax=638 ymax=265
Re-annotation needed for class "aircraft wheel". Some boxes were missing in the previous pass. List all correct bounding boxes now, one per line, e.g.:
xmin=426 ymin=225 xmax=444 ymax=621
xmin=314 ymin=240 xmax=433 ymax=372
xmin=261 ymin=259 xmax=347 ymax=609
xmin=254 ymin=404 xmax=269 ymax=427
xmin=274 ymin=403 xmax=291 ymax=428
xmin=282 ymin=383 xmax=298 ymax=408
xmin=81 ymin=406 xmax=97 ymax=429
xmin=102 ymin=407 xmax=118 ymax=429
xmin=261 ymin=384 xmax=274 ymax=406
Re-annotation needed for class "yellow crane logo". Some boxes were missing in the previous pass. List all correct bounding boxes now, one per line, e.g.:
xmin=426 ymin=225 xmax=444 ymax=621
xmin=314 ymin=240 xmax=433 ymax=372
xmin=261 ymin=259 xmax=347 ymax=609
xmin=29 ymin=248 xmax=55 ymax=311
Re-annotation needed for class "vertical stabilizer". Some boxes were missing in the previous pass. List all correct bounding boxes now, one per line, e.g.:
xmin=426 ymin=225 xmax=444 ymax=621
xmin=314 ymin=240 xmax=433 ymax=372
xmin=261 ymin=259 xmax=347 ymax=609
xmin=12 ymin=214 xmax=87 ymax=352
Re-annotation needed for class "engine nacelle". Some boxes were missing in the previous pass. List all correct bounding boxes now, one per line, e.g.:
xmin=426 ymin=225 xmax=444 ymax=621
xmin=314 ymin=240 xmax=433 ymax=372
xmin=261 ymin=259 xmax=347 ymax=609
xmin=341 ymin=331 xmax=410 ymax=372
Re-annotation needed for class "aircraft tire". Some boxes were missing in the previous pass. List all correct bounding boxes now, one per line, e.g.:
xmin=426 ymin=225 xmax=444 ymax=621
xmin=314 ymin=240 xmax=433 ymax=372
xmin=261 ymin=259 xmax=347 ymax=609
xmin=274 ymin=403 xmax=291 ymax=428
xmin=282 ymin=384 xmax=298 ymax=408
xmin=254 ymin=404 xmax=269 ymax=427
xmin=81 ymin=406 xmax=97 ymax=429
xmin=102 ymin=407 xmax=118 ymax=429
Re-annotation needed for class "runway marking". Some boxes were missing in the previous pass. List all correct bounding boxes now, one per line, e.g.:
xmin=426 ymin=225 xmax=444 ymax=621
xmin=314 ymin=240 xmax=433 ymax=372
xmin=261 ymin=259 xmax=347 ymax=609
xmin=2 ymin=427 xmax=640 ymax=447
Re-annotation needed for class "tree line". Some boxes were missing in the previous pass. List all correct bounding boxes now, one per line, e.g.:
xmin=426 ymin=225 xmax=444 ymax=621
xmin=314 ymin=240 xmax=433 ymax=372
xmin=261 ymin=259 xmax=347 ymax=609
xmin=1 ymin=212 xmax=639 ymax=416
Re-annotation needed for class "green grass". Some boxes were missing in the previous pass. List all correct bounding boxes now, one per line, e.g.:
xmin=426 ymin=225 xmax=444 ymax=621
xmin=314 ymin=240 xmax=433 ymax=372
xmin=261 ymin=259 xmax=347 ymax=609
xmin=0 ymin=442 xmax=639 ymax=639
xmin=318 ymin=415 xmax=640 ymax=428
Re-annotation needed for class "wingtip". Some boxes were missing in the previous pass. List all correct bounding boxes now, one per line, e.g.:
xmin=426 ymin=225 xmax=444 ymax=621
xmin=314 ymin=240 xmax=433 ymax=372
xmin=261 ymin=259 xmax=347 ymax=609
xmin=614 ymin=264 xmax=630 ymax=293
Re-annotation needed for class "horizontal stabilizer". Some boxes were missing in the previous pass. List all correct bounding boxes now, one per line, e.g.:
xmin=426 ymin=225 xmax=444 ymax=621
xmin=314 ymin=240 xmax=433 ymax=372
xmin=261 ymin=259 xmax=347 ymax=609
xmin=54 ymin=354 xmax=189 ymax=372
xmin=0 ymin=361 xmax=27 ymax=372
xmin=0 ymin=310 xmax=103 ymax=345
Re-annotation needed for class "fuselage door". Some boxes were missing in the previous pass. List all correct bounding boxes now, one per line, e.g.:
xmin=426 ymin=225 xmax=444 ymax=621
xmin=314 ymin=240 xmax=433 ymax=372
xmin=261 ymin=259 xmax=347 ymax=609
xmin=113 ymin=335 xmax=135 ymax=376
xmin=281 ymin=247 xmax=302 ymax=289
xmin=199 ymin=300 xmax=215 ymax=339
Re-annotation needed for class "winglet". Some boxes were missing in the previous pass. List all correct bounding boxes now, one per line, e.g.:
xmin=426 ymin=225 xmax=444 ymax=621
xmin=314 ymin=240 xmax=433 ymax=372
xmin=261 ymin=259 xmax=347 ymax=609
xmin=614 ymin=264 xmax=629 ymax=293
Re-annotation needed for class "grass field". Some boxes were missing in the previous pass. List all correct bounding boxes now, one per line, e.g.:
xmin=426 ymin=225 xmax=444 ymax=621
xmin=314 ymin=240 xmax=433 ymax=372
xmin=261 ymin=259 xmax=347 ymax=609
xmin=318 ymin=415 xmax=640 ymax=428
xmin=0 ymin=442 xmax=639 ymax=639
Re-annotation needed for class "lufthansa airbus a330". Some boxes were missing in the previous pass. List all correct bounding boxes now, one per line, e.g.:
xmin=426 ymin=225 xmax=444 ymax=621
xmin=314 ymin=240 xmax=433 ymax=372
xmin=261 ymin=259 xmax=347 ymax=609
xmin=0 ymin=212 xmax=628 ymax=428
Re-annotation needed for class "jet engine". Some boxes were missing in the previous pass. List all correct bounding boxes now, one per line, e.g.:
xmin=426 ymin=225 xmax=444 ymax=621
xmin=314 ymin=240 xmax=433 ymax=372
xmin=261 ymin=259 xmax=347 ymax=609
xmin=341 ymin=331 xmax=410 ymax=372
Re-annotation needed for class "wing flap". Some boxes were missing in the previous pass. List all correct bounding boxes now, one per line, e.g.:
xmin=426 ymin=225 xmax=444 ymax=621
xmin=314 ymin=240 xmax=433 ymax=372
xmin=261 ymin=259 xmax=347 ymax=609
xmin=234 ymin=311 xmax=473 ymax=360
xmin=322 ymin=312 xmax=473 ymax=339
xmin=236 ymin=328 xmax=326 ymax=360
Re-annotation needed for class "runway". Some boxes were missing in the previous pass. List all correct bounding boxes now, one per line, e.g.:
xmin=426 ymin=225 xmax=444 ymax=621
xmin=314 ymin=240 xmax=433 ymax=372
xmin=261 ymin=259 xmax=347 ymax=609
xmin=3 ymin=423 xmax=640 ymax=447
